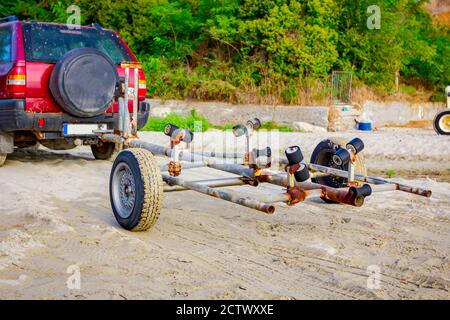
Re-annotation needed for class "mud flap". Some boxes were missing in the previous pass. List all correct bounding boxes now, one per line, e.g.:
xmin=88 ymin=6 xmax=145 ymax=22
xmin=0 ymin=133 xmax=13 ymax=154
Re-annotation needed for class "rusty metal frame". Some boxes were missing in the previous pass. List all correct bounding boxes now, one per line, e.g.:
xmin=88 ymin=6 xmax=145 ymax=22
xmin=99 ymin=64 xmax=432 ymax=216
xmin=100 ymin=131 xmax=432 ymax=214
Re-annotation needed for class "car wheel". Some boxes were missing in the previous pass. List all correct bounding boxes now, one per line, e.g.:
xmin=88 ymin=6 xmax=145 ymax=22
xmin=433 ymin=110 xmax=450 ymax=135
xmin=91 ymin=141 xmax=116 ymax=160
xmin=110 ymin=149 xmax=163 ymax=231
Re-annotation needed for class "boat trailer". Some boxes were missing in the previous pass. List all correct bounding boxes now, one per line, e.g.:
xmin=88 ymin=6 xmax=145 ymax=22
xmin=97 ymin=62 xmax=432 ymax=231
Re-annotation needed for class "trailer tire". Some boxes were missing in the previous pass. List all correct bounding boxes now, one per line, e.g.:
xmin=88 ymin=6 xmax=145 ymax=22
xmin=0 ymin=154 xmax=6 ymax=167
xmin=110 ymin=149 xmax=163 ymax=231
xmin=311 ymin=137 xmax=366 ymax=203
xmin=91 ymin=141 xmax=116 ymax=160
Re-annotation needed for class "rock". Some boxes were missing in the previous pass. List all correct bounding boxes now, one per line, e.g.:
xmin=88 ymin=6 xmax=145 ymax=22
xmin=292 ymin=121 xmax=327 ymax=133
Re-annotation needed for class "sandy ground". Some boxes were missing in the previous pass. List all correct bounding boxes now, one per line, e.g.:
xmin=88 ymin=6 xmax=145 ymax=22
xmin=0 ymin=128 xmax=449 ymax=300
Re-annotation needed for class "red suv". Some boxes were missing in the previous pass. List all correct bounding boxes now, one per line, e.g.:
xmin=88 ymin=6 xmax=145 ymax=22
xmin=0 ymin=16 xmax=149 ymax=166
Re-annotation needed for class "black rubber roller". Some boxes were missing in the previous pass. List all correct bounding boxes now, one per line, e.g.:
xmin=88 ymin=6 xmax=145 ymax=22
xmin=346 ymin=138 xmax=364 ymax=154
xmin=247 ymin=118 xmax=261 ymax=130
xmin=232 ymin=124 xmax=248 ymax=137
xmin=285 ymin=146 xmax=303 ymax=165
xmin=182 ymin=128 xmax=194 ymax=143
xmin=164 ymin=124 xmax=194 ymax=143
xmin=255 ymin=147 xmax=272 ymax=158
xmin=350 ymin=184 xmax=372 ymax=198
xmin=332 ymin=147 xmax=351 ymax=166
xmin=164 ymin=123 xmax=179 ymax=137
xmin=294 ymin=163 xmax=310 ymax=182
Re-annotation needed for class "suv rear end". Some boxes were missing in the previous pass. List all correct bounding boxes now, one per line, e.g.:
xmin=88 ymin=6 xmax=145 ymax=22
xmin=0 ymin=17 xmax=150 ymax=165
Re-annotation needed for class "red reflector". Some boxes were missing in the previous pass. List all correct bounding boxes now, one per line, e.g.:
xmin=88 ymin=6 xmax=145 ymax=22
xmin=38 ymin=118 xmax=45 ymax=128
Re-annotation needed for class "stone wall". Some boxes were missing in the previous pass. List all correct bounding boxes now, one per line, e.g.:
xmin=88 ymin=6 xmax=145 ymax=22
xmin=362 ymin=101 xmax=446 ymax=127
xmin=146 ymin=98 xmax=447 ymax=131
xmin=147 ymin=99 xmax=330 ymax=128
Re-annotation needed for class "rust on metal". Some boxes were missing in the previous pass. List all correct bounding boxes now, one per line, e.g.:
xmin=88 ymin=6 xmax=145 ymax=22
xmin=162 ymin=174 xmax=275 ymax=214
xmin=308 ymin=163 xmax=432 ymax=198
xmin=346 ymin=181 xmax=361 ymax=187
xmin=170 ymin=131 xmax=185 ymax=147
xmin=286 ymin=186 xmax=306 ymax=206
xmin=320 ymin=186 xmax=364 ymax=207
xmin=120 ymin=61 xmax=142 ymax=69
xmin=260 ymin=172 xmax=364 ymax=207
xmin=241 ymin=177 xmax=259 ymax=187
xmin=168 ymin=161 xmax=182 ymax=177
xmin=287 ymin=163 xmax=300 ymax=174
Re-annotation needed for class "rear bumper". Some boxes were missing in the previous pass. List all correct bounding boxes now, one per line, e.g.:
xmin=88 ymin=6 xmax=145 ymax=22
xmin=0 ymin=99 xmax=150 ymax=133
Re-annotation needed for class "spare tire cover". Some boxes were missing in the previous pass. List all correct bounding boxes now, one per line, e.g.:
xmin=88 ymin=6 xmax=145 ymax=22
xmin=49 ymin=48 xmax=118 ymax=118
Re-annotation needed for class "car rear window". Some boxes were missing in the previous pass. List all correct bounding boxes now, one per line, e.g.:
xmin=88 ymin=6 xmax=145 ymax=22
xmin=0 ymin=27 xmax=12 ymax=63
xmin=23 ymin=23 xmax=133 ymax=65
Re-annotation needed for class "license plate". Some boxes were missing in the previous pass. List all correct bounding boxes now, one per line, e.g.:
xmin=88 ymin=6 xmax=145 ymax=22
xmin=63 ymin=124 xmax=107 ymax=136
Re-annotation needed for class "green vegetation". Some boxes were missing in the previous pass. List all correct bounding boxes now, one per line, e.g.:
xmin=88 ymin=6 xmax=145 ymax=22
xmin=3 ymin=0 xmax=449 ymax=104
xmin=386 ymin=169 xmax=396 ymax=178
xmin=141 ymin=109 xmax=293 ymax=132
xmin=142 ymin=109 xmax=210 ymax=132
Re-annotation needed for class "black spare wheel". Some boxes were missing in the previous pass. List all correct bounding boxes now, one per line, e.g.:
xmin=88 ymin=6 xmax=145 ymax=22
xmin=49 ymin=48 xmax=118 ymax=118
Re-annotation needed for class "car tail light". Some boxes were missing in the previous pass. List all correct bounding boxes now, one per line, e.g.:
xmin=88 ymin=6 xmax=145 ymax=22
xmin=6 ymin=61 xmax=26 ymax=98
xmin=138 ymin=72 xmax=146 ymax=100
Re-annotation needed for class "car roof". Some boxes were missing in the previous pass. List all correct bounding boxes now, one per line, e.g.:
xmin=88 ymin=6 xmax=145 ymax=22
xmin=0 ymin=17 xmax=116 ymax=33
xmin=0 ymin=21 xmax=18 ymax=28
xmin=21 ymin=21 xmax=114 ymax=32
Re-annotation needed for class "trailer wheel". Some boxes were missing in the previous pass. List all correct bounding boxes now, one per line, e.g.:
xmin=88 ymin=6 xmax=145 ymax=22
xmin=0 ymin=154 xmax=6 ymax=167
xmin=433 ymin=110 xmax=450 ymax=135
xmin=310 ymin=137 xmax=366 ymax=203
xmin=91 ymin=141 xmax=116 ymax=160
xmin=110 ymin=149 xmax=163 ymax=231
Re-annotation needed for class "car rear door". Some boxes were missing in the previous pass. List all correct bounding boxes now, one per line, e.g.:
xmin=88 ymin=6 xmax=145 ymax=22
xmin=0 ymin=22 xmax=19 ymax=99
xmin=23 ymin=23 xmax=145 ymax=114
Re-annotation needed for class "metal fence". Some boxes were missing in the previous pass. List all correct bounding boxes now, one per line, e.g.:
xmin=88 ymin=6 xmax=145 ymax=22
xmin=332 ymin=71 xmax=353 ymax=105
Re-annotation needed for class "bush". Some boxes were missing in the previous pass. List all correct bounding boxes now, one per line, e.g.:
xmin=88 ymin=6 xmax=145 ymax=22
xmin=142 ymin=109 xmax=210 ymax=132
xmin=400 ymin=85 xmax=417 ymax=95
xmin=4 ymin=0 xmax=448 ymax=103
